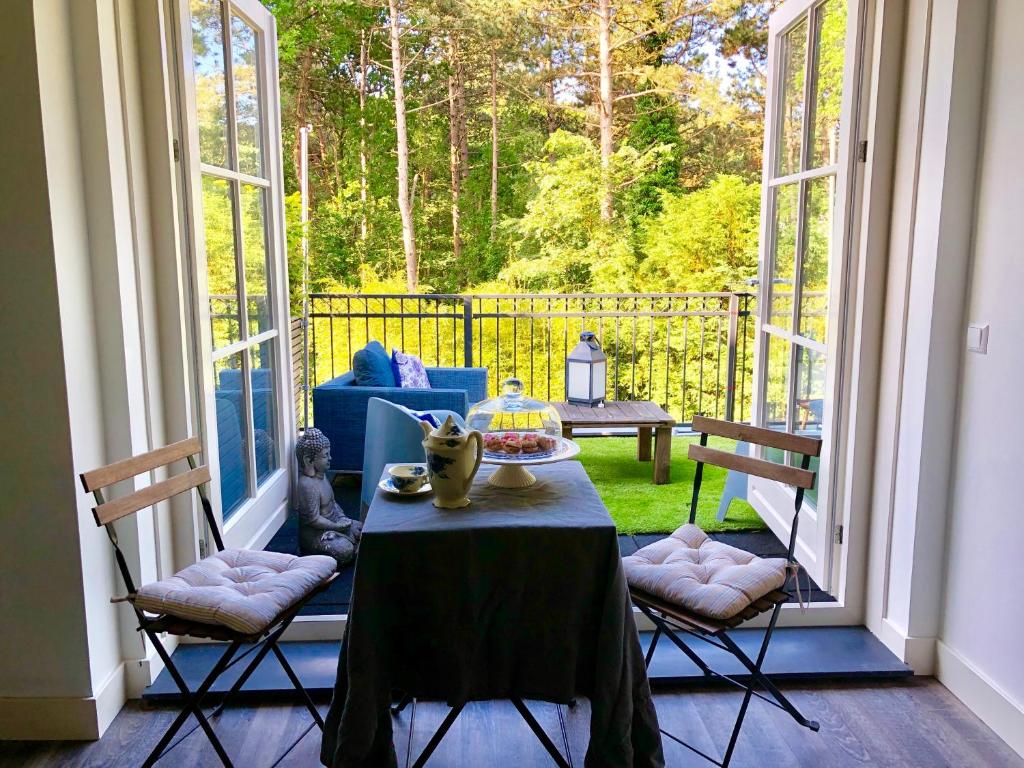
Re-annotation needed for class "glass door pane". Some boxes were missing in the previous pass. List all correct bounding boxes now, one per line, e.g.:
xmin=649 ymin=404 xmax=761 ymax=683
xmin=230 ymin=13 xmax=263 ymax=176
xmin=798 ymin=176 xmax=835 ymax=341
xmin=190 ymin=0 xmax=229 ymax=166
xmin=808 ymin=0 xmax=847 ymax=168
xmin=202 ymin=176 xmax=241 ymax=348
xmin=769 ymin=183 xmax=800 ymax=329
xmin=777 ymin=17 xmax=808 ymax=176
xmin=214 ymin=352 xmax=250 ymax=515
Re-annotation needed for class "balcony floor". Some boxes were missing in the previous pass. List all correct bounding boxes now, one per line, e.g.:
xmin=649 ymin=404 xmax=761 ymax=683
xmin=4 ymin=678 xmax=1020 ymax=767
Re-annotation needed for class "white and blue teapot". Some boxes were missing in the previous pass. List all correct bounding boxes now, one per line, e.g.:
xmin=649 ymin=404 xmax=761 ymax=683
xmin=420 ymin=415 xmax=484 ymax=509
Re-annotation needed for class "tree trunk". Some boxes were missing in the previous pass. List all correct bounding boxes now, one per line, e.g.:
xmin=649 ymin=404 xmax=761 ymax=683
xmin=359 ymin=29 xmax=369 ymax=243
xmin=447 ymin=38 xmax=463 ymax=265
xmin=388 ymin=0 xmax=417 ymax=290
xmin=597 ymin=0 xmax=614 ymax=221
xmin=544 ymin=52 xmax=557 ymax=137
xmin=490 ymin=47 xmax=499 ymax=241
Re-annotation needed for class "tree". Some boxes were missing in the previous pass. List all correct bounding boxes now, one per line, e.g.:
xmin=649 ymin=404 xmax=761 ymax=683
xmin=389 ymin=0 xmax=418 ymax=289
xmin=640 ymin=175 xmax=761 ymax=292
xmin=266 ymin=0 xmax=777 ymax=296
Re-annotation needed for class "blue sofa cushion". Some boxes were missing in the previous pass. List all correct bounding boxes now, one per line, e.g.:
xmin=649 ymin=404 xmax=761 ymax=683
xmin=352 ymin=340 xmax=396 ymax=387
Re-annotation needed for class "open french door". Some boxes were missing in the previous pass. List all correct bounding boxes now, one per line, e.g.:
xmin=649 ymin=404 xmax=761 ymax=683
xmin=749 ymin=0 xmax=864 ymax=588
xmin=174 ymin=0 xmax=294 ymax=551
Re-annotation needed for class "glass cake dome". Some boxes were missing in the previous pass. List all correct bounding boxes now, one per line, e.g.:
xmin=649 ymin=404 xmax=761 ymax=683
xmin=467 ymin=377 xmax=563 ymax=460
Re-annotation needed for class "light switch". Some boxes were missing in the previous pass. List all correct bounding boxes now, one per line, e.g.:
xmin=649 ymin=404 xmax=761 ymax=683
xmin=966 ymin=323 xmax=989 ymax=354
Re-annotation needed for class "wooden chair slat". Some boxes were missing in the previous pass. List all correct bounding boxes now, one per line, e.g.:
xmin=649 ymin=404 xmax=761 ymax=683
xmin=80 ymin=437 xmax=203 ymax=492
xmin=691 ymin=415 xmax=822 ymax=457
xmin=92 ymin=466 xmax=211 ymax=526
xmin=688 ymin=444 xmax=816 ymax=490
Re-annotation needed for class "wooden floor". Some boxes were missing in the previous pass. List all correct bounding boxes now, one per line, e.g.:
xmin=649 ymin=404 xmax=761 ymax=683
xmin=2 ymin=678 xmax=1020 ymax=767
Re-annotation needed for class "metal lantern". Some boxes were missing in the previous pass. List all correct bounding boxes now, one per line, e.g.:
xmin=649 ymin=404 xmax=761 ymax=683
xmin=566 ymin=331 xmax=607 ymax=406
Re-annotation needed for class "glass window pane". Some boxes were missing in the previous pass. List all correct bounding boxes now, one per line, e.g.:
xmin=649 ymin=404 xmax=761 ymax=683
xmin=808 ymin=0 xmax=847 ymax=168
xmin=250 ymin=342 xmax=279 ymax=485
xmin=798 ymin=176 xmax=835 ymax=342
xmin=770 ymin=183 xmax=799 ymax=329
xmin=776 ymin=17 xmax=808 ymax=177
xmin=231 ymin=14 xmax=263 ymax=176
xmin=202 ymin=176 xmax=241 ymax=349
xmin=240 ymin=183 xmax=271 ymax=335
xmin=791 ymin=344 xmax=825 ymax=503
xmin=190 ymin=0 xmax=229 ymax=167
xmin=215 ymin=353 xmax=250 ymax=517
xmin=765 ymin=334 xmax=790 ymax=431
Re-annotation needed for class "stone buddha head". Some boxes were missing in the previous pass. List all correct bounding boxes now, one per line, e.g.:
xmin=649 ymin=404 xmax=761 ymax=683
xmin=295 ymin=428 xmax=331 ymax=478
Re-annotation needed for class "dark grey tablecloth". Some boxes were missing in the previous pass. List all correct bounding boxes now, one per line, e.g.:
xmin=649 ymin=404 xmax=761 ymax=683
xmin=321 ymin=461 xmax=664 ymax=768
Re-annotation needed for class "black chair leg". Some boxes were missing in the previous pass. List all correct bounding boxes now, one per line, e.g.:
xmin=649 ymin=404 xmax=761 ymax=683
xmin=210 ymin=622 xmax=291 ymax=718
xmin=640 ymin=606 xmax=713 ymax=677
xmin=391 ymin=692 xmax=414 ymax=715
xmin=510 ymin=698 xmax=572 ymax=768
xmin=644 ymin=625 xmax=662 ymax=668
xmin=718 ymin=629 xmax=819 ymax=732
xmin=269 ymin=640 xmax=325 ymax=728
xmin=410 ymin=701 xmax=466 ymax=768
xmin=143 ymin=635 xmax=241 ymax=768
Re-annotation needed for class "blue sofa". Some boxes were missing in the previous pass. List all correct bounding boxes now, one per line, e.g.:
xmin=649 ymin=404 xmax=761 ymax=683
xmin=313 ymin=367 xmax=488 ymax=472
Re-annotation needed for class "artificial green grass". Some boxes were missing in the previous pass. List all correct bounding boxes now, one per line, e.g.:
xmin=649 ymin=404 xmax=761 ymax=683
xmin=576 ymin=435 xmax=766 ymax=535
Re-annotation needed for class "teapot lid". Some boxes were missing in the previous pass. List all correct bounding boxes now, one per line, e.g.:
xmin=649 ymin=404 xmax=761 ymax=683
xmin=432 ymin=414 xmax=465 ymax=437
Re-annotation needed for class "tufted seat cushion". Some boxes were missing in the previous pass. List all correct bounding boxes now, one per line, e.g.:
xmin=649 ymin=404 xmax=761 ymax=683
xmin=623 ymin=524 xmax=787 ymax=621
xmin=134 ymin=550 xmax=336 ymax=635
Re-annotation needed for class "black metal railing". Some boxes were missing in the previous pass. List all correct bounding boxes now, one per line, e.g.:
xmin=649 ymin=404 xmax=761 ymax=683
xmin=299 ymin=292 xmax=756 ymax=427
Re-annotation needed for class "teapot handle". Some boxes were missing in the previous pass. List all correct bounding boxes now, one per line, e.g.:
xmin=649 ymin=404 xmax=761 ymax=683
xmin=466 ymin=430 xmax=484 ymax=490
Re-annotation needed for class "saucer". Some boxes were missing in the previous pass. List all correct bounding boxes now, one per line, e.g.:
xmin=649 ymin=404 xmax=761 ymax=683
xmin=378 ymin=476 xmax=433 ymax=497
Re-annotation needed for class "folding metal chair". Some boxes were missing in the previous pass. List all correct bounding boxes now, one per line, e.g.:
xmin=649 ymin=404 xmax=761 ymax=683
xmin=80 ymin=437 xmax=338 ymax=768
xmin=629 ymin=415 xmax=822 ymax=767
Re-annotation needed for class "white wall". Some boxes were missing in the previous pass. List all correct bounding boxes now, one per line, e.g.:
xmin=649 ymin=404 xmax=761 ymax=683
xmin=0 ymin=0 xmax=96 ymax=712
xmin=935 ymin=0 xmax=1024 ymax=756
xmin=0 ymin=0 xmax=195 ymax=739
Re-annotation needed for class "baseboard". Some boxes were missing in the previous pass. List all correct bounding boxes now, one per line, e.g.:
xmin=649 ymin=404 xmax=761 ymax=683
xmin=877 ymin=617 xmax=934 ymax=673
xmin=123 ymin=634 xmax=177 ymax=698
xmin=936 ymin=641 xmax=1024 ymax=759
xmin=0 ymin=663 xmax=125 ymax=741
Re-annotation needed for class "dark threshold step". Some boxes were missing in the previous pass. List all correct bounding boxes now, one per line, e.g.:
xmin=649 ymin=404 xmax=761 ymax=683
xmin=143 ymin=626 xmax=910 ymax=703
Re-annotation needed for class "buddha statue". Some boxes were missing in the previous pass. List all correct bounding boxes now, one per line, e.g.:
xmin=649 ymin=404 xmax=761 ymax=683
xmin=295 ymin=428 xmax=361 ymax=567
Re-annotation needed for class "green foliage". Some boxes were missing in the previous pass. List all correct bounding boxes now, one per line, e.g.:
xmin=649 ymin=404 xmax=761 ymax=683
xmin=623 ymin=94 xmax=682 ymax=220
xmin=641 ymin=175 xmax=761 ymax=292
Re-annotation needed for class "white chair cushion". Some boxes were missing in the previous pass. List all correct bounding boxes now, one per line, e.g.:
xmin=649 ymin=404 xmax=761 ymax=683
xmin=134 ymin=549 xmax=336 ymax=635
xmin=623 ymin=524 xmax=787 ymax=620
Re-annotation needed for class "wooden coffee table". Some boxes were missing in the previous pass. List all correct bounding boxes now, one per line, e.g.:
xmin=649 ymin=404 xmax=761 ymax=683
xmin=554 ymin=401 xmax=677 ymax=484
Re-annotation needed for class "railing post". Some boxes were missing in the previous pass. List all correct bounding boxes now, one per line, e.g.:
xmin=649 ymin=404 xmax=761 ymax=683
xmin=462 ymin=297 xmax=474 ymax=368
xmin=725 ymin=292 xmax=740 ymax=422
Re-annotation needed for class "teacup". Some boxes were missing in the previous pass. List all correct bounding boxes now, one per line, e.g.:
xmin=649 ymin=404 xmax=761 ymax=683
xmin=388 ymin=464 xmax=428 ymax=493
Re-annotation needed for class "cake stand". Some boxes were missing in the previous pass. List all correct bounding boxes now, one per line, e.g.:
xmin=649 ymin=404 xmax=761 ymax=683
xmin=482 ymin=437 xmax=581 ymax=488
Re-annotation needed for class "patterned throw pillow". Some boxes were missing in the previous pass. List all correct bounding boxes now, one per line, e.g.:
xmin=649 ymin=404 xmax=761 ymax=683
xmin=391 ymin=350 xmax=432 ymax=389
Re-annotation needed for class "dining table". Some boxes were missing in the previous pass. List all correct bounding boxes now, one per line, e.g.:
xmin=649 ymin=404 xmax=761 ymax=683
xmin=320 ymin=460 xmax=664 ymax=768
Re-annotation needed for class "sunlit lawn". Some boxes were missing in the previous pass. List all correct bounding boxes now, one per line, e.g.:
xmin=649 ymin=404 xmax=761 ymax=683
xmin=576 ymin=435 xmax=766 ymax=535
